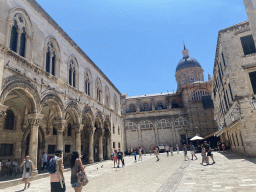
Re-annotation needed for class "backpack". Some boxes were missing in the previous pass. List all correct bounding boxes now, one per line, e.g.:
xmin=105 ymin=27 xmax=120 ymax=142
xmin=47 ymin=157 xmax=58 ymax=174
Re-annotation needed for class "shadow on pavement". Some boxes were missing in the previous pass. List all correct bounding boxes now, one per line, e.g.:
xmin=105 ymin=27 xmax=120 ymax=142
xmin=219 ymin=150 xmax=256 ymax=164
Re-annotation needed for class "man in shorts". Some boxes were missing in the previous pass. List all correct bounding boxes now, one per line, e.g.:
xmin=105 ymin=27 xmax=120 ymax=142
xmin=117 ymin=149 xmax=123 ymax=168
xmin=204 ymin=141 xmax=215 ymax=164
xmin=190 ymin=143 xmax=197 ymax=160
xmin=155 ymin=146 xmax=160 ymax=161
xmin=165 ymin=144 xmax=170 ymax=156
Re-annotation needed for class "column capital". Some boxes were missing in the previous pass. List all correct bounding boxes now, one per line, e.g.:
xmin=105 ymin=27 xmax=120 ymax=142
xmin=97 ymin=128 xmax=103 ymax=137
xmin=27 ymin=113 xmax=44 ymax=127
xmin=0 ymin=104 xmax=9 ymax=115
xmin=74 ymin=124 xmax=84 ymax=133
xmin=54 ymin=119 xmax=66 ymax=132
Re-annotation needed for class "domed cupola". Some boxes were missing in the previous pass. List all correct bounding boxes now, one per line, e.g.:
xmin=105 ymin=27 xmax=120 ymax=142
xmin=175 ymin=45 xmax=204 ymax=88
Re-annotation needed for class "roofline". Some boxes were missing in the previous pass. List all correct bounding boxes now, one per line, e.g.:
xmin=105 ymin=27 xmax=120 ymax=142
xmin=213 ymin=20 xmax=249 ymax=76
xmin=126 ymin=92 xmax=176 ymax=99
xmin=25 ymin=0 xmax=121 ymax=95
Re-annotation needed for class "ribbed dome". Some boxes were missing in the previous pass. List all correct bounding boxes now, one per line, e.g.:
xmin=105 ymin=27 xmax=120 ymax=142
xmin=176 ymin=56 xmax=202 ymax=72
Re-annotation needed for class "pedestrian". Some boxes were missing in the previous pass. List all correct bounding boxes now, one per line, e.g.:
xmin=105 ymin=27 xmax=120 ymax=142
xmin=183 ymin=144 xmax=189 ymax=161
xmin=176 ymin=144 xmax=179 ymax=154
xmin=170 ymin=145 xmax=173 ymax=156
xmin=70 ymin=151 xmax=86 ymax=192
xmin=133 ymin=150 xmax=137 ymax=162
xmin=138 ymin=147 xmax=142 ymax=161
xmin=42 ymin=152 xmax=48 ymax=171
xmin=6 ymin=159 xmax=11 ymax=176
xmin=200 ymin=144 xmax=208 ymax=165
xmin=144 ymin=147 xmax=146 ymax=156
xmin=113 ymin=149 xmax=118 ymax=167
xmin=155 ymin=146 xmax=160 ymax=161
xmin=222 ymin=143 xmax=226 ymax=153
xmin=204 ymin=141 xmax=215 ymax=164
xmin=50 ymin=149 xmax=66 ymax=192
xmin=117 ymin=149 xmax=123 ymax=168
xmin=190 ymin=143 xmax=197 ymax=160
xmin=12 ymin=159 xmax=20 ymax=176
xmin=165 ymin=144 xmax=169 ymax=156
xmin=110 ymin=149 xmax=114 ymax=160
xmin=217 ymin=141 xmax=221 ymax=152
xmin=149 ymin=147 xmax=152 ymax=155
xmin=20 ymin=156 xmax=33 ymax=190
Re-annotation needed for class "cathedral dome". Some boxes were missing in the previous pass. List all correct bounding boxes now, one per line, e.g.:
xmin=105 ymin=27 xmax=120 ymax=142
xmin=176 ymin=46 xmax=202 ymax=72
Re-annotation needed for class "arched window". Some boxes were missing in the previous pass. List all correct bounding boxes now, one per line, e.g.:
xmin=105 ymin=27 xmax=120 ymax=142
xmin=68 ymin=57 xmax=78 ymax=88
xmin=191 ymin=90 xmax=210 ymax=100
xmin=53 ymin=127 xmax=57 ymax=135
xmin=5 ymin=110 xmax=15 ymax=130
xmin=68 ymin=123 xmax=72 ymax=136
xmin=126 ymin=122 xmax=137 ymax=130
xmin=157 ymin=101 xmax=163 ymax=110
xmin=118 ymin=126 xmax=120 ymax=135
xmin=113 ymin=125 xmax=115 ymax=134
xmin=141 ymin=121 xmax=154 ymax=129
xmin=9 ymin=14 xmax=28 ymax=57
xmin=105 ymin=86 xmax=110 ymax=108
xmin=129 ymin=104 xmax=136 ymax=112
xmin=85 ymin=70 xmax=91 ymax=96
xmin=157 ymin=119 xmax=171 ymax=128
xmin=45 ymin=38 xmax=59 ymax=76
xmin=96 ymin=78 xmax=102 ymax=102
xmin=114 ymin=95 xmax=118 ymax=112
xmin=143 ymin=103 xmax=149 ymax=111
xmin=174 ymin=118 xmax=188 ymax=126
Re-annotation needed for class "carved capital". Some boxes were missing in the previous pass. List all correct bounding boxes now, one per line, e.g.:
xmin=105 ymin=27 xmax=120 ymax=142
xmin=54 ymin=119 xmax=66 ymax=132
xmin=0 ymin=104 xmax=9 ymax=116
xmin=74 ymin=124 xmax=84 ymax=133
xmin=27 ymin=113 xmax=44 ymax=127
xmin=97 ymin=128 xmax=103 ymax=137
xmin=105 ymin=130 xmax=111 ymax=138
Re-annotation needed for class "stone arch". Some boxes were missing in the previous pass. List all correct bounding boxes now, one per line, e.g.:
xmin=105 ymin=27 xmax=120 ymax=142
xmin=95 ymin=111 xmax=103 ymax=129
xmin=0 ymin=76 xmax=40 ymax=113
xmin=140 ymin=120 xmax=154 ymax=129
xmin=103 ymin=116 xmax=111 ymax=132
xmin=64 ymin=100 xmax=82 ymax=125
xmin=173 ymin=117 xmax=188 ymax=127
xmin=190 ymin=89 xmax=210 ymax=101
xmin=157 ymin=119 xmax=171 ymax=128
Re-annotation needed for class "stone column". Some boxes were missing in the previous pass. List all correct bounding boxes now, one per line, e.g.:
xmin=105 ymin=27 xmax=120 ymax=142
xmin=0 ymin=59 xmax=5 ymax=91
xmin=5 ymin=18 xmax=13 ymax=47
xmin=54 ymin=120 xmax=66 ymax=158
xmin=98 ymin=129 xmax=104 ymax=161
xmin=16 ymin=28 xmax=22 ymax=54
xmin=88 ymin=128 xmax=94 ymax=164
xmin=106 ymin=131 xmax=111 ymax=160
xmin=27 ymin=113 xmax=44 ymax=174
xmin=74 ymin=124 xmax=84 ymax=156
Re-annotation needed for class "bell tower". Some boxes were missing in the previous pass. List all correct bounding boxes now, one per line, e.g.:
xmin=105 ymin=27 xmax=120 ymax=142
xmin=244 ymin=0 xmax=256 ymax=43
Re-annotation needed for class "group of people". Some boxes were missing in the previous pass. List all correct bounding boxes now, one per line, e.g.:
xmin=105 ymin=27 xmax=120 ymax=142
xmin=18 ymin=149 xmax=87 ymax=192
xmin=111 ymin=149 xmax=124 ymax=168
xmin=0 ymin=159 xmax=22 ymax=178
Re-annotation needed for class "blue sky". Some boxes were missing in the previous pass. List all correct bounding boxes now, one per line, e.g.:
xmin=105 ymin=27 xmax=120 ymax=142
xmin=36 ymin=0 xmax=248 ymax=96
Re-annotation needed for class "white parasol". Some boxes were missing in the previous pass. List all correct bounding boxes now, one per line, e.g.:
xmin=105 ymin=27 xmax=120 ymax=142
xmin=190 ymin=135 xmax=204 ymax=141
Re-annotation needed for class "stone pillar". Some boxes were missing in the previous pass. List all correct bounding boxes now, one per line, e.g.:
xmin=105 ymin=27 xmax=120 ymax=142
xmin=54 ymin=120 xmax=66 ymax=158
xmin=98 ymin=129 xmax=104 ymax=161
xmin=16 ymin=28 xmax=22 ymax=54
xmin=0 ymin=59 xmax=5 ymax=91
xmin=27 ymin=113 xmax=44 ymax=174
xmin=88 ymin=128 xmax=94 ymax=164
xmin=74 ymin=124 xmax=84 ymax=156
xmin=106 ymin=131 xmax=111 ymax=160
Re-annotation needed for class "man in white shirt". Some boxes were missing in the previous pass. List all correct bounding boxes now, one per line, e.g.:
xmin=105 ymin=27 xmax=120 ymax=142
xmin=42 ymin=152 xmax=48 ymax=171
xmin=165 ymin=144 xmax=170 ymax=156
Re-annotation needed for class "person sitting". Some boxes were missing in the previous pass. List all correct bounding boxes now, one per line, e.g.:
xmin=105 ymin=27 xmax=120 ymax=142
xmin=12 ymin=159 xmax=20 ymax=176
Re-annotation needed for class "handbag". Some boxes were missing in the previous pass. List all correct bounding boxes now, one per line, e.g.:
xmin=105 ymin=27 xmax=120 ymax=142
xmin=76 ymin=160 xmax=89 ymax=186
xmin=25 ymin=162 xmax=30 ymax=173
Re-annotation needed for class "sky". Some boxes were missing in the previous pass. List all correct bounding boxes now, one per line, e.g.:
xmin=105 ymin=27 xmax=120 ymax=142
xmin=36 ymin=0 xmax=248 ymax=96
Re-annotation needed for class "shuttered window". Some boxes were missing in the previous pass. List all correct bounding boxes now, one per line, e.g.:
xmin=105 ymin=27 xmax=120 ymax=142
xmin=240 ymin=35 xmax=256 ymax=55
xmin=249 ymin=71 xmax=256 ymax=94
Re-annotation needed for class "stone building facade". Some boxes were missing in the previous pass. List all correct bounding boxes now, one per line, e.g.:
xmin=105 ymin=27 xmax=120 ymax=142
xmin=0 ymin=0 xmax=123 ymax=172
xmin=212 ymin=1 xmax=256 ymax=157
xmin=122 ymin=47 xmax=218 ymax=151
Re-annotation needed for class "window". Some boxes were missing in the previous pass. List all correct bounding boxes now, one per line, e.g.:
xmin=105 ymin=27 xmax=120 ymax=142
xmin=118 ymin=127 xmax=120 ymax=135
xmin=191 ymin=90 xmax=210 ymax=101
xmin=129 ymin=104 xmax=136 ymax=112
xmin=118 ymin=142 xmax=121 ymax=149
xmin=113 ymin=142 xmax=115 ymax=149
xmin=228 ymin=83 xmax=234 ymax=101
xmin=5 ymin=110 xmax=15 ymax=130
xmin=157 ymin=119 xmax=171 ymax=128
xmin=85 ymin=71 xmax=91 ymax=96
xmin=114 ymin=95 xmax=118 ymax=112
xmin=96 ymin=78 xmax=102 ymax=102
xmin=68 ymin=58 xmax=77 ymax=88
xmin=0 ymin=144 xmax=13 ymax=156
xmin=53 ymin=127 xmax=57 ymax=135
xmin=68 ymin=123 xmax=72 ymax=136
xmin=181 ymin=79 xmax=185 ymax=84
xmin=157 ymin=101 xmax=163 ymax=110
xmin=65 ymin=145 xmax=71 ymax=153
xmin=126 ymin=122 xmax=137 ymax=130
xmin=141 ymin=121 xmax=154 ymax=129
xmin=113 ymin=125 xmax=115 ymax=134
xmin=222 ymin=52 xmax=226 ymax=67
xmin=174 ymin=118 xmax=188 ymax=126
xmin=249 ymin=71 xmax=256 ymax=94
xmin=240 ymin=35 xmax=256 ymax=55
xmin=105 ymin=86 xmax=110 ymax=107
xmin=143 ymin=103 xmax=149 ymax=111
xmin=45 ymin=39 xmax=59 ymax=76
xmin=48 ymin=145 xmax=56 ymax=154
xmin=190 ymin=78 xmax=195 ymax=83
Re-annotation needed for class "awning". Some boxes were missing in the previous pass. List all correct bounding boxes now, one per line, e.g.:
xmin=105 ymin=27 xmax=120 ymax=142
xmin=204 ymin=132 xmax=215 ymax=139
xmin=210 ymin=119 xmax=241 ymax=138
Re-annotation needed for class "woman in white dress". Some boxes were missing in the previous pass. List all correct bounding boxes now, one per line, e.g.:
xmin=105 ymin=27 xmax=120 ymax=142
xmin=20 ymin=156 xmax=33 ymax=190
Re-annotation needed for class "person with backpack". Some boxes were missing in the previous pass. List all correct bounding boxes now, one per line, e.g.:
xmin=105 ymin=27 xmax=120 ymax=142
xmin=70 ymin=151 xmax=86 ymax=192
xmin=49 ymin=149 xmax=66 ymax=192
xmin=20 ymin=156 xmax=33 ymax=190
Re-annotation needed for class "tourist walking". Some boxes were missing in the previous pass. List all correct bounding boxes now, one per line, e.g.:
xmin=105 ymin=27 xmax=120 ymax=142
xmin=217 ymin=141 xmax=221 ymax=152
xmin=149 ymin=147 xmax=152 ymax=155
xmin=155 ymin=146 xmax=160 ymax=161
xmin=42 ymin=152 xmax=48 ymax=171
xmin=222 ymin=143 xmax=226 ymax=153
xmin=20 ymin=156 xmax=33 ymax=190
xmin=200 ymin=144 xmax=208 ymax=165
xmin=138 ymin=147 xmax=142 ymax=161
xmin=117 ymin=149 xmax=123 ymax=168
xmin=70 ymin=151 xmax=86 ymax=192
xmin=170 ymin=145 xmax=173 ymax=156
xmin=205 ymin=141 xmax=215 ymax=164
xmin=176 ymin=144 xmax=179 ymax=154
xmin=190 ymin=143 xmax=197 ymax=160
xmin=50 ymin=149 xmax=66 ymax=192
xmin=144 ymin=147 xmax=146 ymax=156
xmin=110 ymin=149 xmax=114 ymax=160
xmin=165 ymin=144 xmax=169 ymax=156
xmin=183 ymin=144 xmax=189 ymax=161
xmin=133 ymin=150 xmax=137 ymax=162
xmin=113 ymin=149 xmax=118 ymax=168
